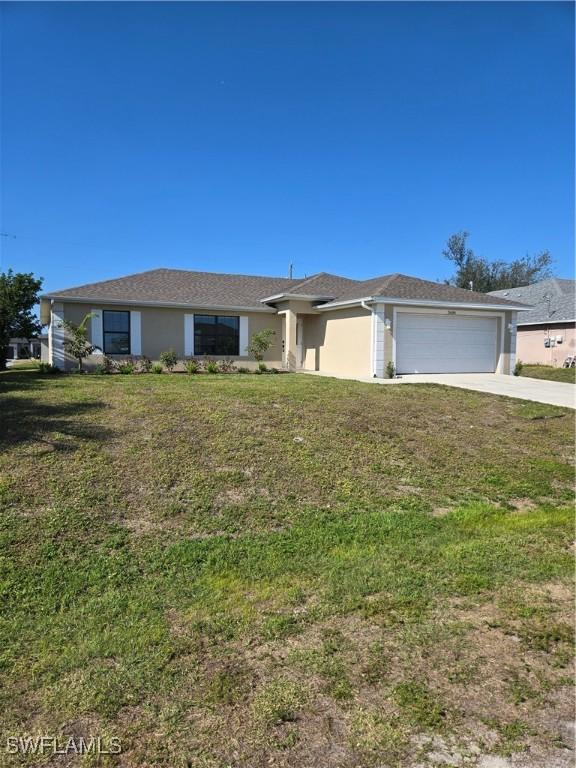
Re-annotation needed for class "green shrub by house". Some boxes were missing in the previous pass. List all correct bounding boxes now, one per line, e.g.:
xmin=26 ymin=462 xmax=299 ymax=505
xmin=160 ymin=348 xmax=178 ymax=371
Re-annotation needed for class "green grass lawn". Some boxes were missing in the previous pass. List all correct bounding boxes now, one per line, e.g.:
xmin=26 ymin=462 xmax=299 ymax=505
xmin=6 ymin=359 xmax=42 ymax=371
xmin=520 ymin=364 xmax=576 ymax=384
xmin=0 ymin=370 xmax=574 ymax=767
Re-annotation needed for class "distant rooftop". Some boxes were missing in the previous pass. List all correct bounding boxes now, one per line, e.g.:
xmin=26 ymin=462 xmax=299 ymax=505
xmin=490 ymin=278 xmax=575 ymax=325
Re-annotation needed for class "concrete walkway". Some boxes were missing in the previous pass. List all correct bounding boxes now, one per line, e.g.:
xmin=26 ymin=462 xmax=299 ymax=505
xmin=301 ymin=370 xmax=576 ymax=409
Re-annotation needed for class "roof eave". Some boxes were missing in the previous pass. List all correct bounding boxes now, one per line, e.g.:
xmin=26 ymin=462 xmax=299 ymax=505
xmin=260 ymin=293 xmax=336 ymax=303
xmin=316 ymin=296 xmax=531 ymax=311
xmin=41 ymin=295 xmax=277 ymax=313
xmin=316 ymin=297 xmax=377 ymax=311
xmin=517 ymin=318 xmax=576 ymax=327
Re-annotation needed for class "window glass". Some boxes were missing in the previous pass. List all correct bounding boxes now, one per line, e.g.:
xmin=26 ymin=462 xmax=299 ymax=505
xmin=194 ymin=315 xmax=239 ymax=356
xmin=103 ymin=311 xmax=129 ymax=332
xmin=103 ymin=311 xmax=130 ymax=355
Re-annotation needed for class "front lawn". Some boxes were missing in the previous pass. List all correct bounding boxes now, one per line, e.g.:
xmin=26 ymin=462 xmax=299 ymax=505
xmin=0 ymin=370 xmax=573 ymax=767
xmin=5 ymin=359 xmax=42 ymax=371
xmin=520 ymin=364 xmax=576 ymax=384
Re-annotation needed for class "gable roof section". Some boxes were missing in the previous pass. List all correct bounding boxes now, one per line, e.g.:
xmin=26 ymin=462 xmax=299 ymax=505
xmin=44 ymin=268 xmax=300 ymax=311
xmin=317 ymin=273 xmax=528 ymax=309
xmin=259 ymin=272 xmax=362 ymax=301
xmin=286 ymin=272 xmax=362 ymax=296
xmin=489 ymin=278 xmax=575 ymax=325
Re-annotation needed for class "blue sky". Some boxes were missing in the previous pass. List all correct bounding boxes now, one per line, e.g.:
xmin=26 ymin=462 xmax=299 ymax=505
xmin=1 ymin=1 xmax=574 ymax=293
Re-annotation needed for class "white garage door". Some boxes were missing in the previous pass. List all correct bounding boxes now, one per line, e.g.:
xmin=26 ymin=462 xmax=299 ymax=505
xmin=396 ymin=312 xmax=498 ymax=374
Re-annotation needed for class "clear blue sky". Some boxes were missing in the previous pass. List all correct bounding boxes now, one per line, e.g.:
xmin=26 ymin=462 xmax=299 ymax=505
xmin=1 ymin=1 xmax=574 ymax=293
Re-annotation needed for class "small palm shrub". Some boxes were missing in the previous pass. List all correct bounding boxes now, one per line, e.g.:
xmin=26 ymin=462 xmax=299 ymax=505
xmin=513 ymin=360 xmax=523 ymax=376
xmin=152 ymin=363 xmax=164 ymax=374
xmin=258 ymin=362 xmax=268 ymax=373
xmin=61 ymin=312 xmax=99 ymax=372
xmin=159 ymin=348 xmax=178 ymax=371
xmin=185 ymin=358 xmax=201 ymax=374
xmin=206 ymin=360 xmax=220 ymax=374
xmin=386 ymin=361 xmax=396 ymax=379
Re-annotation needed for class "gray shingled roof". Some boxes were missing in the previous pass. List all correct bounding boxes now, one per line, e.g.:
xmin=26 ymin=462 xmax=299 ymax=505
xmin=318 ymin=273 xmax=526 ymax=308
xmin=46 ymin=268 xmax=301 ymax=310
xmin=45 ymin=267 xmax=527 ymax=310
xmin=490 ymin=278 xmax=575 ymax=325
xmin=283 ymin=272 xmax=361 ymax=297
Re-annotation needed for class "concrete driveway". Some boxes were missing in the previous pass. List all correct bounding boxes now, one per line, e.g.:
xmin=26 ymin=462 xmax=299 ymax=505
xmin=394 ymin=373 xmax=575 ymax=409
xmin=301 ymin=370 xmax=575 ymax=408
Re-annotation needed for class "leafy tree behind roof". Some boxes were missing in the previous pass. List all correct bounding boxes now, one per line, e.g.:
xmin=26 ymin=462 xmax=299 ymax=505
xmin=443 ymin=231 xmax=552 ymax=293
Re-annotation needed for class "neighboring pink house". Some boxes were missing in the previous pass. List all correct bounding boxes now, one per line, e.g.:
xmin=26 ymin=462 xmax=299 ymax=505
xmin=490 ymin=279 xmax=575 ymax=367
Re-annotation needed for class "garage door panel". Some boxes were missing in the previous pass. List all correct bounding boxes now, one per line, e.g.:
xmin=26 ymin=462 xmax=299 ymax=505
xmin=396 ymin=313 xmax=498 ymax=374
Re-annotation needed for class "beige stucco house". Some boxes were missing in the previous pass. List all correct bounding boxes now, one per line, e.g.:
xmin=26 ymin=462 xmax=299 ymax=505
xmin=490 ymin=279 xmax=575 ymax=368
xmin=40 ymin=269 xmax=528 ymax=376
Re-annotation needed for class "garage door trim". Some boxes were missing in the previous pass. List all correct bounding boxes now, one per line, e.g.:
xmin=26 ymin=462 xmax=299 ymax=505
xmin=392 ymin=307 xmax=505 ymax=374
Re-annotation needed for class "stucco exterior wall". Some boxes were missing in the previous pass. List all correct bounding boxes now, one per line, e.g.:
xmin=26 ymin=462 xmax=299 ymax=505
xmin=56 ymin=302 xmax=283 ymax=370
xmin=48 ymin=299 xmax=519 ymax=376
xmin=40 ymin=338 xmax=50 ymax=363
xmin=301 ymin=306 xmax=372 ymax=378
xmin=273 ymin=299 xmax=321 ymax=315
xmin=502 ymin=310 xmax=514 ymax=375
xmin=516 ymin=323 xmax=576 ymax=367
xmin=384 ymin=304 xmax=394 ymax=372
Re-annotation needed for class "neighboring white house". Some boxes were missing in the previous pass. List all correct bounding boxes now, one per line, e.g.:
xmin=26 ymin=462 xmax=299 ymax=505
xmin=6 ymin=337 xmax=44 ymax=360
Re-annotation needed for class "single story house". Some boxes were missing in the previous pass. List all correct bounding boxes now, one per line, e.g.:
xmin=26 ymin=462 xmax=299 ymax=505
xmin=40 ymin=268 xmax=528 ymax=377
xmin=490 ymin=278 xmax=575 ymax=367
